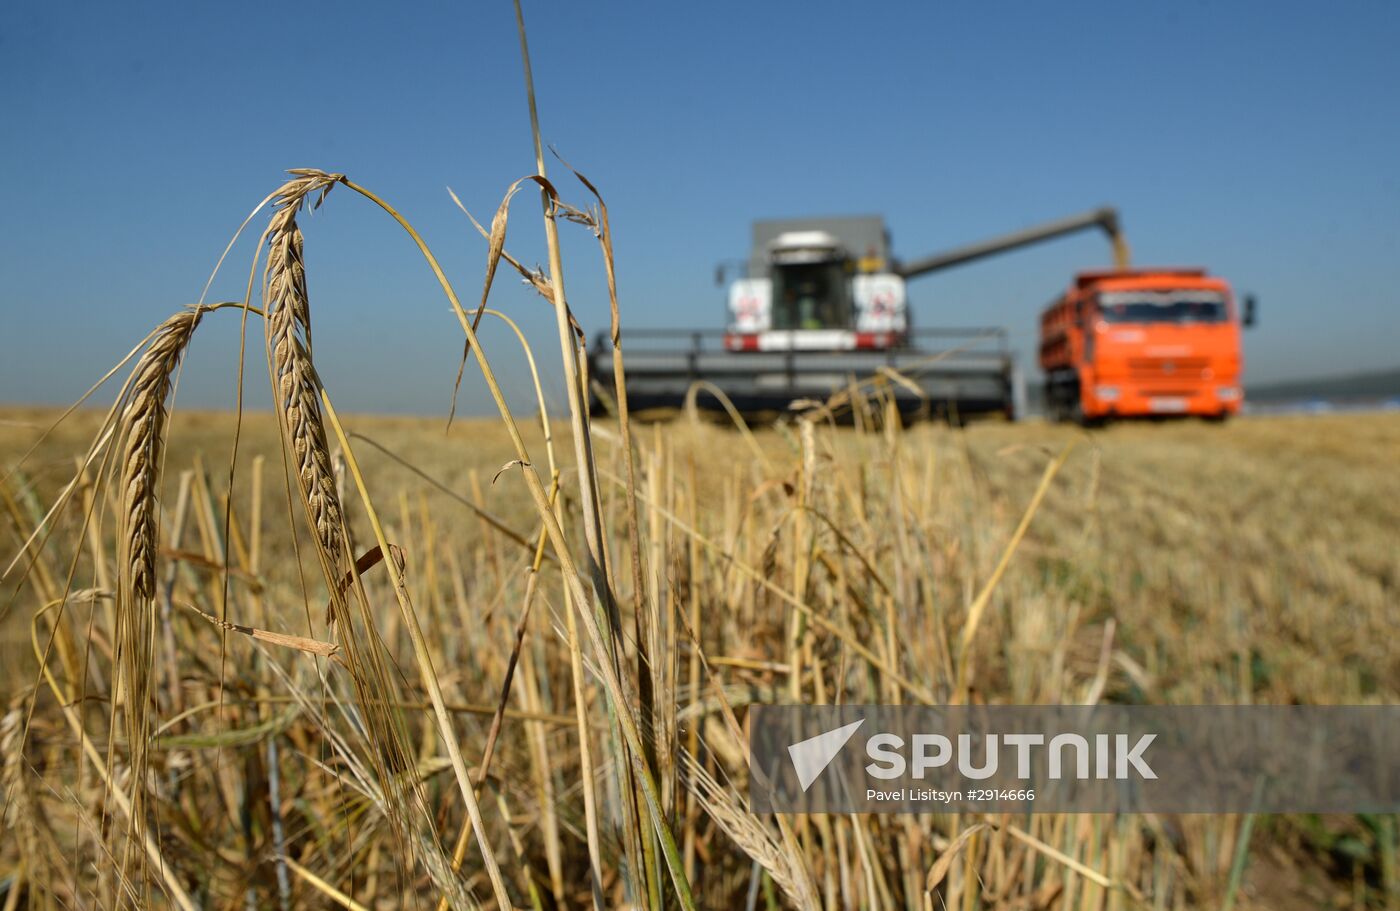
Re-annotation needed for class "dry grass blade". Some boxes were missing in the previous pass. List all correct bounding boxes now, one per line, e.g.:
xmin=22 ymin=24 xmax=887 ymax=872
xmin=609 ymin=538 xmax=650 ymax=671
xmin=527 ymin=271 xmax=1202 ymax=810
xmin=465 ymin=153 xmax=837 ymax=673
xmin=174 ymin=598 xmax=339 ymax=659
xmin=995 ymin=821 xmax=1118 ymax=891
xmin=924 ymin=823 xmax=989 ymax=892
xmin=347 ymin=430 xmax=546 ymax=557
xmin=683 ymin=380 xmax=773 ymax=471
xmin=447 ymin=185 xmax=586 ymax=343
xmin=284 ymin=856 xmax=371 ymax=911
xmin=954 ymin=442 xmax=1074 ymax=696
xmin=446 ymin=178 xmax=526 ymax=426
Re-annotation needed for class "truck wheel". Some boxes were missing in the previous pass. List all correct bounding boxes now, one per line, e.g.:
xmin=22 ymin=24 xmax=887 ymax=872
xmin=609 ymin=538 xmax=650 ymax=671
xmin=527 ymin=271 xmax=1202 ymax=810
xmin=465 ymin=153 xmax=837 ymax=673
xmin=1042 ymin=384 xmax=1058 ymax=422
xmin=1045 ymin=376 xmax=1077 ymax=423
xmin=1071 ymin=398 xmax=1106 ymax=428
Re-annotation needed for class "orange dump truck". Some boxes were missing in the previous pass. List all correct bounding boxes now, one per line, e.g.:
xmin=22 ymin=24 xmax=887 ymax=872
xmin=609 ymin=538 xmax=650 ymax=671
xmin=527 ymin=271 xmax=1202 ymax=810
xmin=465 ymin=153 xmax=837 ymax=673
xmin=1039 ymin=269 xmax=1255 ymax=422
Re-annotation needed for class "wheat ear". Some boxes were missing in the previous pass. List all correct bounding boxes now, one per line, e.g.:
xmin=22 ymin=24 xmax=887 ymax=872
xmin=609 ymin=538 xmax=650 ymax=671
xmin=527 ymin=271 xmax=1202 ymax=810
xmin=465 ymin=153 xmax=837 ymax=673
xmin=263 ymin=170 xmax=346 ymax=574
xmin=120 ymin=307 xmax=202 ymax=600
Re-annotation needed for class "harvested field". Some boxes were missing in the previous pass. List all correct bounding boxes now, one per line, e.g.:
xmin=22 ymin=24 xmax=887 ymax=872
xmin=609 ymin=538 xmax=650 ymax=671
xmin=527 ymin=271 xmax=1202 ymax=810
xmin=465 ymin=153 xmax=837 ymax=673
xmin=3 ymin=405 xmax=1396 ymax=908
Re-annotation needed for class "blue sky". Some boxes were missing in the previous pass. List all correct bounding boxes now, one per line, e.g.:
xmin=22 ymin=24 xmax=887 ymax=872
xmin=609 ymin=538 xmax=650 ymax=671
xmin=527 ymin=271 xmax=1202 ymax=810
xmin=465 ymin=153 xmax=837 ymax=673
xmin=2 ymin=0 xmax=1397 ymax=415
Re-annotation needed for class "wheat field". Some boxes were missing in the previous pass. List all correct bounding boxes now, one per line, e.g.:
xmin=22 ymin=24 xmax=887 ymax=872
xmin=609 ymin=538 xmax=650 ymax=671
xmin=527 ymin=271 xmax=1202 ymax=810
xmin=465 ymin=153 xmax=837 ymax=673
xmin=3 ymin=398 xmax=1397 ymax=909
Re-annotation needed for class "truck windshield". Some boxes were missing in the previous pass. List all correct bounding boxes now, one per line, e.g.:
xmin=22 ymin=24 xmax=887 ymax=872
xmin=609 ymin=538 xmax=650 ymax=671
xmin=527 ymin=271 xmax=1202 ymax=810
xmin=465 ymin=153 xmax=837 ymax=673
xmin=771 ymin=260 xmax=850 ymax=331
xmin=1097 ymin=291 xmax=1228 ymax=324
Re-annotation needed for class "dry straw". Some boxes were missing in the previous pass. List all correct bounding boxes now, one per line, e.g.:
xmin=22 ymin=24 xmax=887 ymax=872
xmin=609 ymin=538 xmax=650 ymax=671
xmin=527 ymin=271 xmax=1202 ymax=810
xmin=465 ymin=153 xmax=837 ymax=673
xmin=3 ymin=702 xmax=61 ymax=906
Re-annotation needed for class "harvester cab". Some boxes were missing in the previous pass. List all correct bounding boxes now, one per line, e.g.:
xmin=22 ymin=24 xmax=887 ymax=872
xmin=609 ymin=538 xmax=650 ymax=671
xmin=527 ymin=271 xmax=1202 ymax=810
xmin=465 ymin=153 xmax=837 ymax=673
xmin=589 ymin=207 xmax=1128 ymax=421
xmin=762 ymin=232 xmax=855 ymax=331
xmin=725 ymin=216 xmax=908 ymax=352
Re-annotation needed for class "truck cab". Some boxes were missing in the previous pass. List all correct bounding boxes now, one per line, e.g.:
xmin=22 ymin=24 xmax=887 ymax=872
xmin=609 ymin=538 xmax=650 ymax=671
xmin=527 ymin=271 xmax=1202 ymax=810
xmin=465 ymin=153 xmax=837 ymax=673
xmin=1040 ymin=269 xmax=1253 ymax=422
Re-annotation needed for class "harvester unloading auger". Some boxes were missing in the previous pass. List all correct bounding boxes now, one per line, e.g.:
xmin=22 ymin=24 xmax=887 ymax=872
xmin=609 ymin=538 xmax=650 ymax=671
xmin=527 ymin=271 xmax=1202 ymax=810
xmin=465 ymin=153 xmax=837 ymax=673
xmin=589 ymin=207 xmax=1129 ymax=421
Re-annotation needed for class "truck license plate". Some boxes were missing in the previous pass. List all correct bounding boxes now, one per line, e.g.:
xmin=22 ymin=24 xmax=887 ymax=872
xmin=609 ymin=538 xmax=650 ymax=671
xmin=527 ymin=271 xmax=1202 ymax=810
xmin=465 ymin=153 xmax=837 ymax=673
xmin=1149 ymin=397 xmax=1188 ymax=413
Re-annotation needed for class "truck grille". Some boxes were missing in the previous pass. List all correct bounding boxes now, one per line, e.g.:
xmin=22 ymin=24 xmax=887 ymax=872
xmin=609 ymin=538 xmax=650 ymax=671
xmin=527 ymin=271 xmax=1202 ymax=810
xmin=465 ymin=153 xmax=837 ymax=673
xmin=1128 ymin=357 xmax=1209 ymax=379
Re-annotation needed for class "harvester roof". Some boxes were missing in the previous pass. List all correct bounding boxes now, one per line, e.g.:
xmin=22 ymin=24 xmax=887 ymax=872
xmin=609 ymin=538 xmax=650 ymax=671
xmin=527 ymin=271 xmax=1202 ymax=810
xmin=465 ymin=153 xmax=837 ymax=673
xmin=750 ymin=215 xmax=889 ymax=273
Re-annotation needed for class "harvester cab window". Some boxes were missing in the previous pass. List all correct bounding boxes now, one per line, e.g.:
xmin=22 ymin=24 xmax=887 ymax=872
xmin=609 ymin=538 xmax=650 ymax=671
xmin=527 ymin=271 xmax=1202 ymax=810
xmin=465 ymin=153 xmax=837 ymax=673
xmin=771 ymin=260 xmax=851 ymax=331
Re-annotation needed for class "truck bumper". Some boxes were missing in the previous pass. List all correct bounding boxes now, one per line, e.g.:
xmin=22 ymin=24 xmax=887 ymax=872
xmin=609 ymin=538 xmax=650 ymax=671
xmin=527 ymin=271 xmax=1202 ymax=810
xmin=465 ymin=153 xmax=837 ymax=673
xmin=1082 ymin=383 xmax=1243 ymax=419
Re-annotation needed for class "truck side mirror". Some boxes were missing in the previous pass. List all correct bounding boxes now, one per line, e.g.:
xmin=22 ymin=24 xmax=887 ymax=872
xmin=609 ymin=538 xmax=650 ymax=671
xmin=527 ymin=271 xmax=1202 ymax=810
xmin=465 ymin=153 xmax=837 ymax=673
xmin=715 ymin=264 xmax=726 ymax=288
xmin=1242 ymin=294 xmax=1257 ymax=328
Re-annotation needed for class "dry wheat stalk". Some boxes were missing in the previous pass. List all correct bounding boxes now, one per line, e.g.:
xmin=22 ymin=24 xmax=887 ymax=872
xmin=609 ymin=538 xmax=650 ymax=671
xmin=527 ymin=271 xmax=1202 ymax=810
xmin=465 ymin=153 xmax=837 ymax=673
xmin=264 ymin=170 xmax=346 ymax=575
xmin=260 ymin=173 xmax=466 ymax=894
xmin=3 ymin=703 xmax=62 ymax=904
xmin=114 ymin=306 xmax=203 ymax=842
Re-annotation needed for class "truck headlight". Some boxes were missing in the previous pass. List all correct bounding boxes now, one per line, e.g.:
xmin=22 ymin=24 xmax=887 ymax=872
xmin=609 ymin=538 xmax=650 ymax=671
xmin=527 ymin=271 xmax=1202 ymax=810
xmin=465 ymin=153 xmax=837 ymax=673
xmin=1095 ymin=386 xmax=1120 ymax=401
xmin=1217 ymin=387 xmax=1241 ymax=400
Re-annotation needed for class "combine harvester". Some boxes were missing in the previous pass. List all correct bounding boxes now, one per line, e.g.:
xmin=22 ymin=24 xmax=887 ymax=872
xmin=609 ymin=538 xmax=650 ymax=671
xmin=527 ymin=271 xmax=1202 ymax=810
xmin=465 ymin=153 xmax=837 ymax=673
xmin=590 ymin=207 xmax=1129 ymax=421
